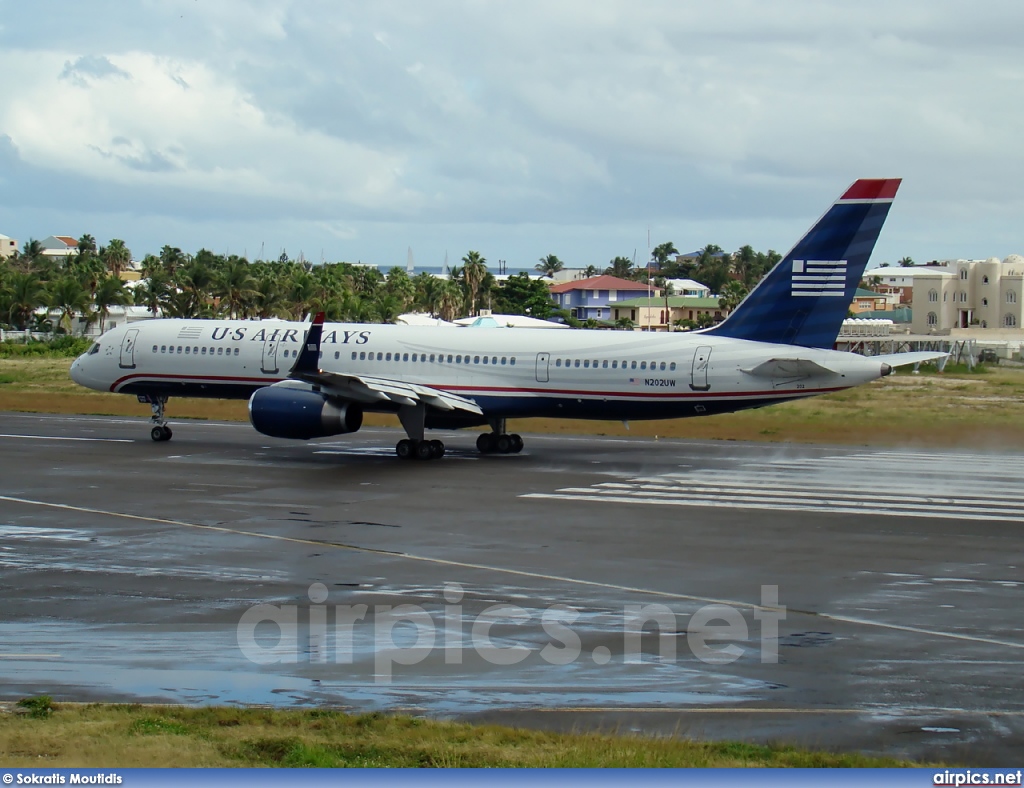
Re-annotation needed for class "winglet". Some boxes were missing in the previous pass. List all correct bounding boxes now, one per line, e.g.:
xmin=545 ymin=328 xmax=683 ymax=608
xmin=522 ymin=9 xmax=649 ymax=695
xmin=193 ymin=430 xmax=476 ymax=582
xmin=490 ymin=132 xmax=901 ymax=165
xmin=291 ymin=312 xmax=326 ymax=377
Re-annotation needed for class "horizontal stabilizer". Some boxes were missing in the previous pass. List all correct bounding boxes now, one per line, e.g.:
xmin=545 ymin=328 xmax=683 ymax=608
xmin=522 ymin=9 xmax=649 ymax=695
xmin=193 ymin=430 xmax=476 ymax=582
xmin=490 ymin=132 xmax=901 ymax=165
xmin=741 ymin=358 xmax=839 ymax=378
xmin=873 ymin=351 xmax=950 ymax=368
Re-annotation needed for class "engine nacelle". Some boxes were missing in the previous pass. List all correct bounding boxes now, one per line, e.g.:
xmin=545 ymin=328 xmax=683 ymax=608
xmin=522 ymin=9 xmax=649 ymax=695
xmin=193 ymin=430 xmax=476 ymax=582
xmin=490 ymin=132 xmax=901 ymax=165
xmin=248 ymin=385 xmax=363 ymax=440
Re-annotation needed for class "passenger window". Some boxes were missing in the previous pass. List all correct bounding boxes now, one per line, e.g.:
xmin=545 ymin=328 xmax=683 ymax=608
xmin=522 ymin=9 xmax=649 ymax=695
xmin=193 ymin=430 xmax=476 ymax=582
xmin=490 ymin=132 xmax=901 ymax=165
xmin=160 ymin=345 xmax=166 ymax=353
xmin=201 ymin=347 xmax=206 ymax=355
xmin=555 ymin=359 xmax=562 ymax=367
xmin=612 ymin=360 xmax=617 ymax=369
xmin=501 ymin=357 xmax=506 ymax=365
xmin=456 ymin=355 xmax=462 ymax=364
xmin=385 ymin=352 xmax=392 ymax=361
xmin=216 ymin=347 xmax=222 ymax=356
xmin=583 ymin=360 xmax=590 ymax=368
xmin=510 ymin=357 xmax=516 ymax=365
xmin=412 ymin=353 xmax=418 ymax=362
xmin=640 ymin=361 xmax=647 ymax=370
xmin=403 ymin=353 xmax=409 ymax=362
xmin=602 ymin=360 xmax=608 ymax=368
xmin=474 ymin=355 xmax=480 ymax=364
xmin=630 ymin=360 xmax=636 ymax=369
xmin=177 ymin=346 xmax=182 ymax=354
xmin=152 ymin=345 xmax=158 ymax=353
xmin=185 ymin=346 xmax=190 ymax=354
xmin=660 ymin=362 xmax=666 ymax=371
xmin=483 ymin=356 xmax=489 ymax=364
xmin=492 ymin=357 xmax=497 ymax=364
xmin=377 ymin=352 xmax=383 ymax=361
xmin=447 ymin=354 xmax=453 ymax=363
xmin=430 ymin=354 xmax=436 ymax=362
xmin=670 ymin=362 xmax=676 ymax=371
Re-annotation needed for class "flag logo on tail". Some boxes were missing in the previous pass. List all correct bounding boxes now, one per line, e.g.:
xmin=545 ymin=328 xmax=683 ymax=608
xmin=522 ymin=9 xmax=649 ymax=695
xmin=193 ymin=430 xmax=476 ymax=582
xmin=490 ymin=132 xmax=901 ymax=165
xmin=791 ymin=259 xmax=847 ymax=298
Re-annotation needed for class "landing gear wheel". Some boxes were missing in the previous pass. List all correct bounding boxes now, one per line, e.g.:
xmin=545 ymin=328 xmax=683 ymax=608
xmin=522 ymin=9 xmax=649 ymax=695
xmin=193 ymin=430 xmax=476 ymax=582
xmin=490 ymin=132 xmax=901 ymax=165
xmin=396 ymin=439 xmax=414 ymax=460
xmin=162 ymin=426 xmax=172 ymax=441
xmin=496 ymin=434 xmax=513 ymax=454
xmin=415 ymin=440 xmax=434 ymax=461
xmin=151 ymin=426 xmax=165 ymax=442
xmin=476 ymin=432 xmax=496 ymax=454
xmin=429 ymin=440 xmax=445 ymax=459
xmin=510 ymin=434 xmax=524 ymax=453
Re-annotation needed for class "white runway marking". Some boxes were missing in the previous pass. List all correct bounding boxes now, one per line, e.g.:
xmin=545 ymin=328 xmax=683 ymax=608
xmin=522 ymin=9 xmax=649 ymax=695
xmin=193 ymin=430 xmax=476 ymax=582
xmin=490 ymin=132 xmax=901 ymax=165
xmin=0 ymin=433 xmax=134 ymax=443
xmin=2 ymin=492 xmax=1022 ymax=651
xmin=524 ymin=449 xmax=1024 ymax=524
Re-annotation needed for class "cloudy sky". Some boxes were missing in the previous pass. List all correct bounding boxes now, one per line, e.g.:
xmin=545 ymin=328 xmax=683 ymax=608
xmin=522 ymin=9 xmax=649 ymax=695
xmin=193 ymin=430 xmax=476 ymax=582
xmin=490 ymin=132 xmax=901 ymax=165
xmin=1 ymin=1 xmax=1021 ymax=269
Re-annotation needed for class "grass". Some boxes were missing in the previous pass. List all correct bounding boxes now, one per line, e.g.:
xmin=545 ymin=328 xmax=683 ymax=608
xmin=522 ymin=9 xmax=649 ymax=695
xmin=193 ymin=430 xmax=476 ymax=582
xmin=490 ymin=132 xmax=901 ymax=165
xmin=0 ymin=703 xmax=919 ymax=768
xmin=2 ymin=356 xmax=1024 ymax=448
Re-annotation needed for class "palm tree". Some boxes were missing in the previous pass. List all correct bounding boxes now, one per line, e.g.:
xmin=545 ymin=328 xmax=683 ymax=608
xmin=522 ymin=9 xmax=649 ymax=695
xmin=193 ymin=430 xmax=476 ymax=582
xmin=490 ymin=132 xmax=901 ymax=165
xmin=734 ymin=244 xmax=758 ymax=286
xmin=102 ymin=238 xmax=132 ymax=278
xmin=76 ymin=234 xmax=97 ymax=260
xmin=651 ymin=241 xmax=679 ymax=274
xmin=6 ymin=272 xmax=46 ymax=329
xmin=897 ymin=256 xmax=915 ymax=267
xmin=435 ymin=279 xmax=463 ymax=322
xmin=135 ymin=268 xmax=171 ymax=317
xmin=718 ymin=280 xmax=749 ymax=314
xmin=461 ymin=251 xmax=487 ymax=317
xmin=252 ymin=276 xmax=287 ymax=319
xmin=605 ymin=256 xmax=633 ymax=278
xmin=535 ymin=254 xmax=564 ymax=278
xmin=216 ymin=257 xmax=257 ymax=319
xmin=93 ymin=275 xmax=129 ymax=332
xmin=49 ymin=276 xmax=92 ymax=333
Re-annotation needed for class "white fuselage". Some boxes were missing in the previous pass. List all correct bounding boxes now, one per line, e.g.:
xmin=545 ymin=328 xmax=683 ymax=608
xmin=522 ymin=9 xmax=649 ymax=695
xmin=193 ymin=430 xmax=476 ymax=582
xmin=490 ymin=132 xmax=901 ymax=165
xmin=70 ymin=318 xmax=887 ymax=425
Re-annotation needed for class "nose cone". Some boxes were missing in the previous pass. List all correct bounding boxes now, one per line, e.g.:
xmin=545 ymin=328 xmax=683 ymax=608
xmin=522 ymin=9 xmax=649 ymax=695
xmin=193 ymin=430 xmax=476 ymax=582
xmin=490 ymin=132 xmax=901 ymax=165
xmin=70 ymin=357 xmax=84 ymax=386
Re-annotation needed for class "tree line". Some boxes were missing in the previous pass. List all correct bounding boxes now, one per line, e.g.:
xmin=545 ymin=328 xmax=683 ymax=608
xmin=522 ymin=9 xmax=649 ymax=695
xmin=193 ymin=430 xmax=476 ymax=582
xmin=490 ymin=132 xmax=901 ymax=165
xmin=1 ymin=234 xmax=794 ymax=334
xmin=0 ymin=239 xmax=555 ymax=332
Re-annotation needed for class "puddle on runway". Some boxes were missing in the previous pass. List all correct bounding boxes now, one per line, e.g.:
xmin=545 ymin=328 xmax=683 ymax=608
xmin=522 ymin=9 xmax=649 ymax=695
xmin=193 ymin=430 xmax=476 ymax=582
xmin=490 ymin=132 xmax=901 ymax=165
xmin=0 ymin=618 xmax=766 ymax=713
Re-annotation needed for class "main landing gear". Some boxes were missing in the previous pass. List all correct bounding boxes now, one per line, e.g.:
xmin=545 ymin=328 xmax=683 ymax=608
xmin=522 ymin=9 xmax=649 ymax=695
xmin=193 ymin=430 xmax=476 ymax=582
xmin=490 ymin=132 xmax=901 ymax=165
xmin=476 ymin=419 xmax=524 ymax=455
xmin=143 ymin=395 xmax=172 ymax=442
xmin=396 ymin=438 xmax=445 ymax=461
xmin=395 ymin=403 xmax=445 ymax=461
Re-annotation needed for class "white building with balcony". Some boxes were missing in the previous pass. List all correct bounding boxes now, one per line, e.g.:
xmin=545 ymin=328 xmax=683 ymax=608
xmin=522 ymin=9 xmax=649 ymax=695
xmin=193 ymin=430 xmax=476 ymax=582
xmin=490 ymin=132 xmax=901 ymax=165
xmin=912 ymin=256 xmax=1024 ymax=333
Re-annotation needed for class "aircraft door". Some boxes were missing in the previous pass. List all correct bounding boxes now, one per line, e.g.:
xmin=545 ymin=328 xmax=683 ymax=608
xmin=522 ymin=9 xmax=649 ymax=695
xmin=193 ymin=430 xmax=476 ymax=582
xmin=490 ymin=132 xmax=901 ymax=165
xmin=261 ymin=335 xmax=279 ymax=374
xmin=119 ymin=328 xmax=139 ymax=369
xmin=535 ymin=352 xmax=550 ymax=383
xmin=690 ymin=345 xmax=712 ymax=391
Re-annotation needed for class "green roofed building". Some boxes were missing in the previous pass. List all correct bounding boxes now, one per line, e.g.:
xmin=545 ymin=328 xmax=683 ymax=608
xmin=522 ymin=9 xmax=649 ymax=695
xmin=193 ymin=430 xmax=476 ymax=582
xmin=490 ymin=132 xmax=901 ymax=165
xmin=609 ymin=296 xmax=731 ymax=331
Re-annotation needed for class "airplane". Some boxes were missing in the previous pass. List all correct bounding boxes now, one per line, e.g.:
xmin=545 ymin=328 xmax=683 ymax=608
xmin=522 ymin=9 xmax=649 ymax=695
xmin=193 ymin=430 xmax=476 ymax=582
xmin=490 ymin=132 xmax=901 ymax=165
xmin=70 ymin=178 xmax=946 ymax=460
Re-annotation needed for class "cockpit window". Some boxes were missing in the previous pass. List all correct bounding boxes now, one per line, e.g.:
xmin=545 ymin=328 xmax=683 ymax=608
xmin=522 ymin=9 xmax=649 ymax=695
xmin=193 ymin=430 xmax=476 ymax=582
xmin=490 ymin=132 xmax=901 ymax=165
xmin=87 ymin=344 xmax=100 ymax=355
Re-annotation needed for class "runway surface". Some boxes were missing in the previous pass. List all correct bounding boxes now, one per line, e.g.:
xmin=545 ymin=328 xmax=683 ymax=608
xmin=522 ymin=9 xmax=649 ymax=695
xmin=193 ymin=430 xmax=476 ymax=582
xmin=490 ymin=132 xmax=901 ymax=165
xmin=1 ymin=411 xmax=1023 ymax=763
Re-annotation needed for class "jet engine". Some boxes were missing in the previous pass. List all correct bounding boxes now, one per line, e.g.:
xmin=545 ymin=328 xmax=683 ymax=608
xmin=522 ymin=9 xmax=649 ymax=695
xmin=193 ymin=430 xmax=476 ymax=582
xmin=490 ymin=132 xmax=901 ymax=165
xmin=248 ymin=384 xmax=363 ymax=440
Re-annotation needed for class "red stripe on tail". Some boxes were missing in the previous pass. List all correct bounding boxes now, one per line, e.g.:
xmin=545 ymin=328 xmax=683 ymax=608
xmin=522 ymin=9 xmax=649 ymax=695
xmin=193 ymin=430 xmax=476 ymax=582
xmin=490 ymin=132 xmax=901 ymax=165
xmin=840 ymin=178 xmax=901 ymax=201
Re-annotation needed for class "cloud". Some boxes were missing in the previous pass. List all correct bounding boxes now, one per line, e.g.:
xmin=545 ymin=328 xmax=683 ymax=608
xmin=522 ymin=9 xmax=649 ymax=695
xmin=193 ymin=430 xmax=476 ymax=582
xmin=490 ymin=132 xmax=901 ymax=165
xmin=1 ymin=0 xmax=1023 ymax=265
xmin=59 ymin=54 xmax=130 ymax=86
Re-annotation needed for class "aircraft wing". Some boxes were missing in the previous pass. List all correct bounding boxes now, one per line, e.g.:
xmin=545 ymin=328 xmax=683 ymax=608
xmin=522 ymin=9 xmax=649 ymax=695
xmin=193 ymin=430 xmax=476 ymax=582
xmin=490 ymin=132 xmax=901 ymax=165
xmin=741 ymin=358 xmax=840 ymax=378
xmin=287 ymin=313 xmax=484 ymax=416
xmin=872 ymin=351 xmax=950 ymax=368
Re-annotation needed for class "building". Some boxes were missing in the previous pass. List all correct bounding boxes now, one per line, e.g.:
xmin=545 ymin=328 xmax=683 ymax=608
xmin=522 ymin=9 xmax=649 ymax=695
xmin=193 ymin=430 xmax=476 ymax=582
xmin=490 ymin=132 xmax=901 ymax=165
xmin=39 ymin=235 xmax=79 ymax=259
xmin=664 ymin=278 xmax=711 ymax=298
xmin=0 ymin=233 xmax=18 ymax=259
xmin=861 ymin=265 xmax=924 ymax=304
xmin=548 ymin=275 xmax=657 ymax=322
xmin=850 ymin=287 xmax=895 ymax=314
xmin=911 ymin=256 xmax=1024 ymax=333
xmin=610 ymin=296 xmax=730 ymax=331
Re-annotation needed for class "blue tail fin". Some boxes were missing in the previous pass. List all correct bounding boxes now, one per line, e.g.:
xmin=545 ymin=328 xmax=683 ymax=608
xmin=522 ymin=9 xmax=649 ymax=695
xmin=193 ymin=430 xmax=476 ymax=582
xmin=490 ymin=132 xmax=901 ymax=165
xmin=706 ymin=178 xmax=900 ymax=348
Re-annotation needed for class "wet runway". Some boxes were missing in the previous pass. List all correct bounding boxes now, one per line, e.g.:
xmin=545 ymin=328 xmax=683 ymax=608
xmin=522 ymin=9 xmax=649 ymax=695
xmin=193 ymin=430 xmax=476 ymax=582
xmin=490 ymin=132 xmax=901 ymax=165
xmin=2 ymin=411 xmax=1023 ymax=763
